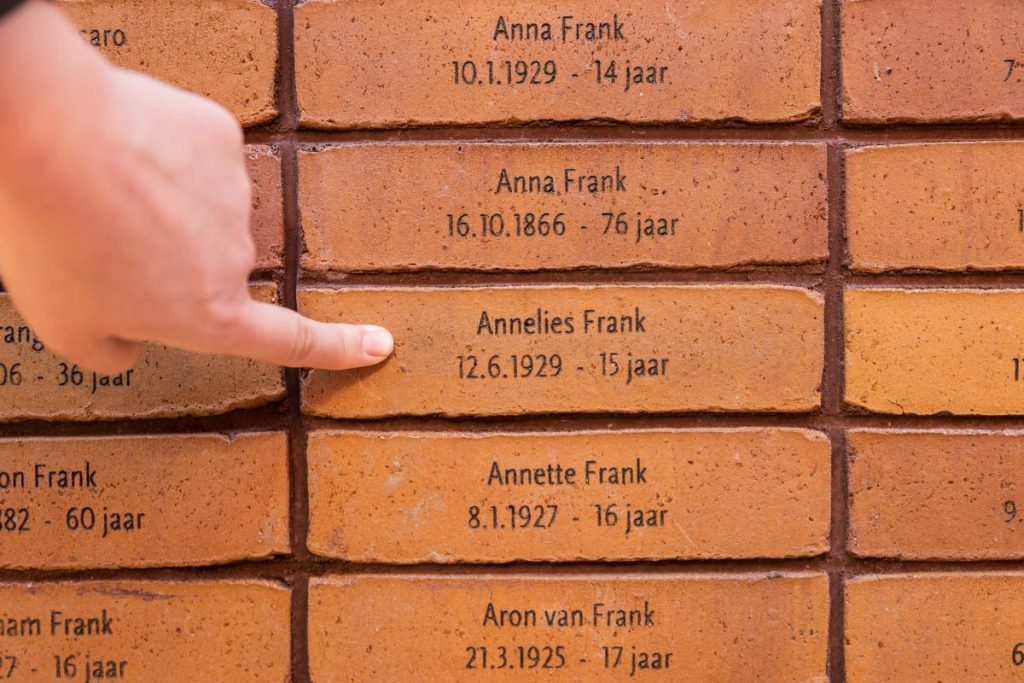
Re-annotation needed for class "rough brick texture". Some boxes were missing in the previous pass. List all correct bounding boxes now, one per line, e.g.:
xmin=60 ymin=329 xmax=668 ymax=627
xmin=847 ymin=574 xmax=1024 ymax=681
xmin=846 ymin=288 xmax=1024 ymax=415
xmin=0 ymin=433 xmax=289 ymax=569
xmin=842 ymin=0 xmax=1024 ymax=123
xmin=299 ymin=142 xmax=827 ymax=272
xmin=300 ymin=285 xmax=824 ymax=417
xmin=847 ymin=142 xmax=1024 ymax=271
xmin=295 ymin=0 xmax=822 ymax=128
xmin=310 ymin=574 xmax=828 ymax=682
xmin=307 ymin=429 xmax=831 ymax=563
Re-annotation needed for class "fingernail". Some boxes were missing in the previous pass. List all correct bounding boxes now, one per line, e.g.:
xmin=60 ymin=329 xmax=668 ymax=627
xmin=362 ymin=327 xmax=394 ymax=358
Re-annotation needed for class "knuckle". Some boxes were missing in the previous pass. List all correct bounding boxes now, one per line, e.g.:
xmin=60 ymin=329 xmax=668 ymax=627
xmin=89 ymin=353 xmax=134 ymax=376
xmin=235 ymin=238 xmax=257 ymax=273
xmin=35 ymin=331 xmax=83 ymax=367
xmin=236 ymin=170 xmax=254 ymax=206
xmin=286 ymin=319 xmax=320 ymax=367
xmin=201 ymin=297 xmax=247 ymax=347
xmin=200 ymin=99 xmax=244 ymax=149
xmin=221 ymin=116 xmax=245 ymax=149
xmin=223 ymin=229 xmax=257 ymax=275
xmin=55 ymin=339 xmax=133 ymax=376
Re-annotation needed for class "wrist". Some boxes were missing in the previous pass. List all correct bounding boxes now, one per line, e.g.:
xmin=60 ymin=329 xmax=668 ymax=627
xmin=0 ymin=1 xmax=110 ymax=175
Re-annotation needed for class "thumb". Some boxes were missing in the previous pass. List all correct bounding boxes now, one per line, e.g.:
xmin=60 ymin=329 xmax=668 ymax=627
xmin=224 ymin=299 xmax=393 ymax=370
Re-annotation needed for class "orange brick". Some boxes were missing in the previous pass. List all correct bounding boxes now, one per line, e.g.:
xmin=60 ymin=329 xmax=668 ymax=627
xmin=295 ymin=0 xmax=822 ymax=128
xmin=299 ymin=142 xmax=827 ymax=272
xmin=0 ymin=580 xmax=290 ymax=682
xmin=307 ymin=429 xmax=831 ymax=563
xmin=842 ymin=0 xmax=1024 ymax=123
xmin=849 ymin=430 xmax=1024 ymax=560
xmin=60 ymin=0 xmax=278 ymax=126
xmin=847 ymin=574 xmax=1024 ymax=681
xmin=299 ymin=285 xmax=824 ymax=418
xmin=0 ymin=432 xmax=288 ymax=569
xmin=846 ymin=288 xmax=1024 ymax=415
xmin=0 ymin=285 xmax=284 ymax=421
xmin=310 ymin=574 xmax=828 ymax=682
xmin=246 ymin=145 xmax=284 ymax=270
xmin=847 ymin=142 xmax=1024 ymax=271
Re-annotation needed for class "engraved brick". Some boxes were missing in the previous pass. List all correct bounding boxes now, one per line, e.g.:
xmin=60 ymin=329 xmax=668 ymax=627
xmin=299 ymin=285 xmax=824 ymax=418
xmin=845 ymin=288 xmax=1024 ymax=415
xmin=0 ymin=432 xmax=289 ymax=569
xmin=848 ymin=430 xmax=1024 ymax=560
xmin=299 ymin=142 xmax=827 ymax=272
xmin=61 ymin=0 xmax=277 ymax=126
xmin=0 ymin=285 xmax=284 ymax=421
xmin=295 ymin=0 xmax=822 ymax=128
xmin=310 ymin=574 xmax=828 ymax=682
xmin=847 ymin=142 xmax=1024 ymax=271
xmin=847 ymin=574 xmax=1024 ymax=681
xmin=0 ymin=581 xmax=290 ymax=681
xmin=842 ymin=0 xmax=1024 ymax=123
xmin=247 ymin=145 xmax=284 ymax=270
xmin=307 ymin=429 xmax=831 ymax=563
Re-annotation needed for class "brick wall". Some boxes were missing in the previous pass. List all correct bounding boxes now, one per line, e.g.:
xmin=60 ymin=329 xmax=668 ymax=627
xmin=2 ymin=0 xmax=1022 ymax=680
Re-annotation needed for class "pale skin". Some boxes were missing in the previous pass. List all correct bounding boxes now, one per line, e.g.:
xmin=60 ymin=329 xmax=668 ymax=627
xmin=0 ymin=0 xmax=393 ymax=374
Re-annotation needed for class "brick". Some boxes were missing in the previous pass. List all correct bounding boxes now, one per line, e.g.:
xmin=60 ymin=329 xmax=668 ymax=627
xmin=299 ymin=285 xmax=824 ymax=418
xmin=847 ymin=142 xmax=1024 ymax=271
xmin=299 ymin=142 xmax=827 ymax=272
xmin=846 ymin=288 xmax=1024 ymax=415
xmin=842 ymin=0 xmax=1024 ymax=123
xmin=246 ymin=145 xmax=284 ymax=270
xmin=295 ymin=0 xmax=822 ymax=129
xmin=849 ymin=430 xmax=1024 ymax=560
xmin=0 ymin=580 xmax=289 ymax=681
xmin=61 ymin=0 xmax=277 ymax=126
xmin=0 ymin=284 xmax=284 ymax=421
xmin=0 ymin=432 xmax=288 ymax=569
xmin=307 ymin=428 xmax=831 ymax=563
xmin=310 ymin=574 xmax=828 ymax=682
xmin=847 ymin=574 xmax=1024 ymax=681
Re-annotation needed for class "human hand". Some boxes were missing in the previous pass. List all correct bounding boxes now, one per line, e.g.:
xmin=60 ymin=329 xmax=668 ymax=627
xmin=0 ymin=1 xmax=392 ymax=374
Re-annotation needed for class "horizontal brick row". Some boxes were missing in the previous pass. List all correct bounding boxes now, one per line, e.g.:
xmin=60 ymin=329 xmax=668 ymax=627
xmin=295 ymin=140 xmax=1024 ymax=273
xmin=61 ymin=0 xmax=1024 ymax=126
xmin=300 ymin=285 xmax=1024 ymax=418
xmin=309 ymin=573 xmax=1024 ymax=681
xmin=6 ymin=428 xmax=1024 ymax=567
xmin=9 ymin=285 xmax=1024 ymax=419
xmin=309 ymin=428 xmax=1024 ymax=562
xmin=7 ymin=574 xmax=1020 ymax=680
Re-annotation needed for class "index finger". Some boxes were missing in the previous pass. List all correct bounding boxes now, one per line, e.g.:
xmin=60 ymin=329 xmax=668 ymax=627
xmin=223 ymin=299 xmax=394 ymax=370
